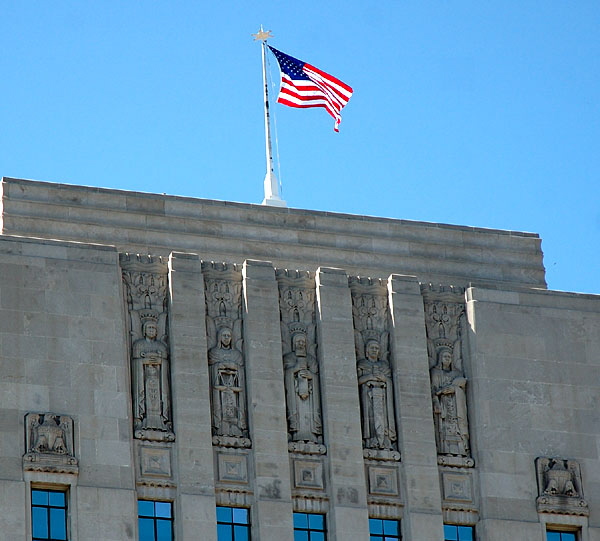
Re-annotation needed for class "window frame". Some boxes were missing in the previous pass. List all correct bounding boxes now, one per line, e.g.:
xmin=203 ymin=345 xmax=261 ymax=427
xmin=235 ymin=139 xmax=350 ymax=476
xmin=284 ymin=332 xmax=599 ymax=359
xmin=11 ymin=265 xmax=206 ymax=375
xmin=216 ymin=506 xmax=251 ymax=541
xmin=369 ymin=517 xmax=401 ymax=540
xmin=31 ymin=487 xmax=69 ymax=541
xmin=443 ymin=523 xmax=475 ymax=541
xmin=546 ymin=530 xmax=579 ymax=541
xmin=137 ymin=499 xmax=174 ymax=541
xmin=293 ymin=512 xmax=327 ymax=540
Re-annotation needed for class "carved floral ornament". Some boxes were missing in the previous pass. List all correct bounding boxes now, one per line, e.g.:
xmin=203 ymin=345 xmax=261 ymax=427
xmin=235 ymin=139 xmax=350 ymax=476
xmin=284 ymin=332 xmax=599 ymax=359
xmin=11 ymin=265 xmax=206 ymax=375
xmin=350 ymin=277 xmax=399 ymax=462
xmin=203 ymin=262 xmax=250 ymax=449
xmin=422 ymin=285 xmax=473 ymax=468
xmin=23 ymin=413 xmax=78 ymax=474
xmin=121 ymin=254 xmax=174 ymax=442
xmin=535 ymin=457 xmax=588 ymax=516
xmin=277 ymin=270 xmax=325 ymax=455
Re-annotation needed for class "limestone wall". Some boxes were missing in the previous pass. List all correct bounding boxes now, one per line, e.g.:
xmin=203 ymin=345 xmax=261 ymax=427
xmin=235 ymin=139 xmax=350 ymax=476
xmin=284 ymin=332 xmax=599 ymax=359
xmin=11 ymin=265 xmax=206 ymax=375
xmin=0 ymin=180 xmax=598 ymax=540
xmin=1 ymin=177 xmax=546 ymax=289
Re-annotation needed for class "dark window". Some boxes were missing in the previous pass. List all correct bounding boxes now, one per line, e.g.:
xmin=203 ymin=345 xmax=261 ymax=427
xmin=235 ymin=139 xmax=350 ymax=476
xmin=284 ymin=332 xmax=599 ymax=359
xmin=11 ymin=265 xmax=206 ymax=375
xmin=216 ymin=506 xmax=250 ymax=541
xmin=293 ymin=512 xmax=326 ymax=541
xmin=32 ymin=489 xmax=68 ymax=541
xmin=444 ymin=524 xmax=474 ymax=541
xmin=369 ymin=518 xmax=401 ymax=540
xmin=138 ymin=500 xmax=173 ymax=541
xmin=547 ymin=532 xmax=577 ymax=541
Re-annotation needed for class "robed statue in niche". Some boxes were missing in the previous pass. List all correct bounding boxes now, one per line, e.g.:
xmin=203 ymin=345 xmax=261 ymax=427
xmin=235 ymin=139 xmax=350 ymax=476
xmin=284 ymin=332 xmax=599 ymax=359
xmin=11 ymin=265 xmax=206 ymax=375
xmin=282 ymin=326 xmax=323 ymax=443
xmin=430 ymin=344 xmax=469 ymax=456
xmin=207 ymin=321 xmax=248 ymax=439
xmin=356 ymin=332 xmax=397 ymax=450
xmin=131 ymin=309 xmax=173 ymax=439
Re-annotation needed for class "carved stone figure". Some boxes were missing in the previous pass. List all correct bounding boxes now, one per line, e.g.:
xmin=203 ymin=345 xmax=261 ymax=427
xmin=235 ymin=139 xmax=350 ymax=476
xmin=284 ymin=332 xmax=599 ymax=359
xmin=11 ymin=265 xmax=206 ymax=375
xmin=535 ymin=457 xmax=588 ymax=515
xmin=278 ymin=270 xmax=323 ymax=450
xmin=543 ymin=459 xmax=577 ymax=496
xmin=23 ymin=413 xmax=78 ymax=473
xmin=208 ymin=325 xmax=247 ymax=438
xmin=356 ymin=338 xmax=397 ymax=450
xmin=204 ymin=263 xmax=250 ymax=447
xmin=422 ymin=285 xmax=472 ymax=466
xmin=132 ymin=313 xmax=171 ymax=435
xmin=350 ymin=277 xmax=398 ymax=455
xmin=284 ymin=329 xmax=323 ymax=443
xmin=430 ymin=345 xmax=469 ymax=456
xmin=121 ymin=254 xmax=174 ymax=442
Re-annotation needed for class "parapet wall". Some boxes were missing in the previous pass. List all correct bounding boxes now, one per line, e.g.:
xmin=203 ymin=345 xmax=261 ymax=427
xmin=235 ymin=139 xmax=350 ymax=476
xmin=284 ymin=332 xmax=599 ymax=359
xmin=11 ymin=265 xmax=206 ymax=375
xmin=0 ymin=177 xmax=546 ymax=289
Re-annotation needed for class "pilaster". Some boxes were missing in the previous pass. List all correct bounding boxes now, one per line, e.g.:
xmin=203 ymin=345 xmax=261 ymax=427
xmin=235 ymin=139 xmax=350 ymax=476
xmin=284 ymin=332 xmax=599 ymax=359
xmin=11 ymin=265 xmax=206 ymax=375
xmin=242 ymin=259 xmax=294 ymax=541
xmin=316 ymin=267 xmax=370 ymax=539
xmin=388 ymin=274 xmax=444 ymax=539
xmin=169 ymin=252 xmax=217 ymax=540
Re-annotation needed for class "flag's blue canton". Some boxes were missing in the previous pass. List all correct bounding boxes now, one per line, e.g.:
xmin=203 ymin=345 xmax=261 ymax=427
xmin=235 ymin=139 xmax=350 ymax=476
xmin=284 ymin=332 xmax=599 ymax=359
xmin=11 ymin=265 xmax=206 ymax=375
xmin=269 ymin=46 xmax=311 ymax=80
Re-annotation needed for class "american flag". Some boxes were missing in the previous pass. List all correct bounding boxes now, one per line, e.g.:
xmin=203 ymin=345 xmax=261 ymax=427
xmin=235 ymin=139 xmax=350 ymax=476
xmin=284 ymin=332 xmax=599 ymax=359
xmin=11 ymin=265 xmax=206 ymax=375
xmin=268 ymin=46 xmax=353 ymax=132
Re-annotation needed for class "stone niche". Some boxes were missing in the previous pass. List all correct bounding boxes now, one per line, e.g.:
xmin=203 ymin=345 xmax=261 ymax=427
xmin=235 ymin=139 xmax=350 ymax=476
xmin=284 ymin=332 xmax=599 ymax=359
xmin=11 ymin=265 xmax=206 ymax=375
xmin=203 ymin=261 xmax=251 ymax=450
xmin=121 ymin=254 xmax=175 ymax=443
xmin=535 ymin=457 xmax=588 ymax=516
xmin=422 ymin=284 xmax=474 ymax=468
xmin=277 ymin=269 xmax=325 ymax=454
xmin=23 ymin=413 xmax=78 ymax=474
xmin=350 ymin=276 xmax=400 ymax=462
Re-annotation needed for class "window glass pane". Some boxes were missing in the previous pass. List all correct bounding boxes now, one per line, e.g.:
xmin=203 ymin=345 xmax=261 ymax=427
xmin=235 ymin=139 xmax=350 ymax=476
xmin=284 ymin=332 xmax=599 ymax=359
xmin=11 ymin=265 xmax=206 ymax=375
xmin=294 ymin=531 xmax=308 ymax=541
xmin=369 ymin=518 xmax=383 ymax=534
xmin=50 ymin=508 xmax=67 ymax=540
xmin=217 ymin=506 xmax=233 ymax=523
xmin=139 ymin=517 xmax=156 ymax=541
xmin=156 ymin=518 xmax=173 ymax=541
xmin=546 ymin=533 xmax=561 ymax=541
xmin=138 ymin=500 xmax=156 ymax=517
xmin=155 ymin=502 xmax=172 ymax=519
xmin=458 ymin=525 xmax=473 ymax=541
xmin=383 ymin=520 xmax=399 ymax=535
xmin=49 ymin=491 xmax=66 ymax=507
xmin=32 ymin=507 xmax=49 ymax=538
xmin=217 ymin=523 xmax=233 ymax=540
xmin=311 ymin=532 xmax=325 ymax=541
xmin=444 ymin=524 xmax=459 ymax=541
xmin=562 ymin=535 xmax=576 ymax=541
xmin=232 ymin=507 xmax=249 ymax=524
xmin=293 ymin=513 xmax=308 ymax=529
xmin=233 ymin=524 xmax=250 ymax=540
xmin=32 ymin=490 xmax=49 ymax=506
xmin=308 ymin=514 xmax=324 ymax=530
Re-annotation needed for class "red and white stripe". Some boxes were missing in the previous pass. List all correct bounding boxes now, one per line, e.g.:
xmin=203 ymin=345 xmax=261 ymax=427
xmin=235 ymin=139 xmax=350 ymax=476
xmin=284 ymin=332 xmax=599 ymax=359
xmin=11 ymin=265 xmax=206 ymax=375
xmin=277 ymin=64 xmax=353 ymax=132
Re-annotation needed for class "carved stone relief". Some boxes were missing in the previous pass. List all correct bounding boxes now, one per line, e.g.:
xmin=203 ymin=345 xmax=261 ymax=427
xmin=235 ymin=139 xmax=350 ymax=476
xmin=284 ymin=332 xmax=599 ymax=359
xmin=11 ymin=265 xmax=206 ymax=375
xmin=121 ymin=254 xmax=174 ymax=442
xmin=422 ymin=285 xmax=473 ymax=467
xmin=203 ymin=262 xmax=250 ymax=449
xmin=350 ymin=277 xmax=399 ymax=461
xmin=217 ymin=451 xmax=249 ymax=485
xmin=277 ymin=270 xmax=325 ymax=455
xmin=535 ymin=457 xmax=588 ymax=516
xmin=293 ymin=458 xmax=325 ymax=490
xmin=23 ymin=413 xmax=78 ymax=474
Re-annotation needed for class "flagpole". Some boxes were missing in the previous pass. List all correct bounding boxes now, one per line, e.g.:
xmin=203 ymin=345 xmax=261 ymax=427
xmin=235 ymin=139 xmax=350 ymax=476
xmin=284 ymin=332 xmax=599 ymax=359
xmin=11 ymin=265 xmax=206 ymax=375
xmin=253 ymin=27 xmax=286 ymax=207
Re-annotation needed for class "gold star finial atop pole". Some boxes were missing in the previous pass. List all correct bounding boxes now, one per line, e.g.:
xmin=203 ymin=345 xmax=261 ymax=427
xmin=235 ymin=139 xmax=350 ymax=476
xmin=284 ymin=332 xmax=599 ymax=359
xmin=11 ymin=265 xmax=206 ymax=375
xmin=252 ymin=25 xmax=273 ymax=42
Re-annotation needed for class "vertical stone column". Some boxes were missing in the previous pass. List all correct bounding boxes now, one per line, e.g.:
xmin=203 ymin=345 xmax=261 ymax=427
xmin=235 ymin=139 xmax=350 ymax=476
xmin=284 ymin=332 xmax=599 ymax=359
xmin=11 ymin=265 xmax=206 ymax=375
xmin=316 ymin=267 xmax=370 ymax=539
xmin=168 ymin=253 xmax=217 ymax=540
xmin=387 ymin=274 xmax=444 ymax=539
xmin=242 ymin=260 xmax=294 ymax=541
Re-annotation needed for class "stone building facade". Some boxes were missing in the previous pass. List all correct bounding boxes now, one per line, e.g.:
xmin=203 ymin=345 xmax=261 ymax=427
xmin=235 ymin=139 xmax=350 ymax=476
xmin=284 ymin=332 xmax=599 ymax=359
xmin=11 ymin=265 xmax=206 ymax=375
xmin=0 ymin=176 xmax=598 ymax=540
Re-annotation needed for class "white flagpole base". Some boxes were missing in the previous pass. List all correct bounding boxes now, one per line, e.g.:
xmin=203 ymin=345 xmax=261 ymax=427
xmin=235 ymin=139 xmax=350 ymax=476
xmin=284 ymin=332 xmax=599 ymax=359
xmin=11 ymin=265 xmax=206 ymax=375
xmin=262 ymin=196 xmax=287 ymax=207
xmin=262 ymin=171 xmax=286 ymax=207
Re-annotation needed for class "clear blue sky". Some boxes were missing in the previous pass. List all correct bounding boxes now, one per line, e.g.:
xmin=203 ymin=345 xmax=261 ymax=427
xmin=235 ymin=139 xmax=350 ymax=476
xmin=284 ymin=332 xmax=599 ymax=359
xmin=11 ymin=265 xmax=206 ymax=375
xmin=1 ymin=2 xmax=598 ymax=294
